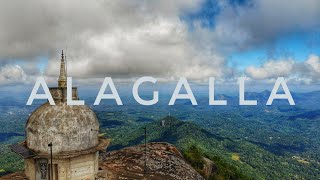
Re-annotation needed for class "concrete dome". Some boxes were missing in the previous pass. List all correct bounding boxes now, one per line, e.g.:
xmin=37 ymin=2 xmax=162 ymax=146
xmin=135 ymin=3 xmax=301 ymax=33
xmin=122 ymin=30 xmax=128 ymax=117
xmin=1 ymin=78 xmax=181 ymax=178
xmin=26 ymin=102 xmax=99 ymax=154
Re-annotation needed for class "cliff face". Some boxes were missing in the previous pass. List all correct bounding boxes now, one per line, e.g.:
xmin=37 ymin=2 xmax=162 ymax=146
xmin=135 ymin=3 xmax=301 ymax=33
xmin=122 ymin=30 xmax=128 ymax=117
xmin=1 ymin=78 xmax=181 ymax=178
xmin=99 ymin=142 xmax=204 ymax=180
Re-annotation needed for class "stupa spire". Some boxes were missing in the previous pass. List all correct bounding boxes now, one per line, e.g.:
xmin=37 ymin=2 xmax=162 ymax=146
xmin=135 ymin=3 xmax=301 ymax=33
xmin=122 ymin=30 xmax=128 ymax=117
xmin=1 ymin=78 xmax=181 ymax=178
xmin=58 ymin=50 xmax=67 ymax=87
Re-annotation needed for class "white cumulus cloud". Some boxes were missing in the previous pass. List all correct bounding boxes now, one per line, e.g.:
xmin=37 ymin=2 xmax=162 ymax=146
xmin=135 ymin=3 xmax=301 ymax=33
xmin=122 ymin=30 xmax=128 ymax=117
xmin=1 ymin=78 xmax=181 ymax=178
xmin=245 ymin=60 xmax=295 ymax=79
xmin=0 ymin=0 xmax=320 ymax=86
xmin=0 ymin=65 xmax=27 ymax=85
xmin=245 ymin=55 xmax=320 ymax=84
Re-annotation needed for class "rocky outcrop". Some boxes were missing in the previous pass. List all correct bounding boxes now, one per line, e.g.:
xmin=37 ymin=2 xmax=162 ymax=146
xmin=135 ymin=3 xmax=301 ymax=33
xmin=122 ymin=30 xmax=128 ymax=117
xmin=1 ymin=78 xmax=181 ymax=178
xmin=0 ymin=171 xmax=27 ymax=180
xmin=99 ymin=142 xmax=204 ymax=180
xmin=1 ymin=142 xmax=204 ymax=180
xmin=202 ymin=157 xmax=217 ymax=178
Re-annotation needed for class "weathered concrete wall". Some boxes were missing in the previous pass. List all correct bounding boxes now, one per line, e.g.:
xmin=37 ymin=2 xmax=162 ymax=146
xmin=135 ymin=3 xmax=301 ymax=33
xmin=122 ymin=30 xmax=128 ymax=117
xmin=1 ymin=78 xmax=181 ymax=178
xmin=25 ymin=158 xmax=36 ymax=180
xmin=70 ymin=153 xmax=98 ymax=180
xmin=25 ymin=152 xmax=98 ymax=180
xmin=26 ymin=102 xmax=99 ymax=154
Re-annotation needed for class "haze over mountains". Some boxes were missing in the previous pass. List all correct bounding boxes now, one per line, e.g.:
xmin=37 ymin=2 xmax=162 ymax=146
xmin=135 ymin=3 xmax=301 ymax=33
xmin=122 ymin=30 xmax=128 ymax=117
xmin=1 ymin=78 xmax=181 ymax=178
xmin=0 ymin=90 xmax=320 ymax=179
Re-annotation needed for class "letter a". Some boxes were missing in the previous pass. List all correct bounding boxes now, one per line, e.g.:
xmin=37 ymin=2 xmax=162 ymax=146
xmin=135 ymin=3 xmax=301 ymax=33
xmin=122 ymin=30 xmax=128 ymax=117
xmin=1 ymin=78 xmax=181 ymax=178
xmin=94 ymin=77 xmax=123 ymax=105
xmin=169 ymin=77 xmax=197 ymax=105
xmin=27 ymin=77 xmax=55 ymax=105
xmin=267 ymin=77 xmax=295 ymax=105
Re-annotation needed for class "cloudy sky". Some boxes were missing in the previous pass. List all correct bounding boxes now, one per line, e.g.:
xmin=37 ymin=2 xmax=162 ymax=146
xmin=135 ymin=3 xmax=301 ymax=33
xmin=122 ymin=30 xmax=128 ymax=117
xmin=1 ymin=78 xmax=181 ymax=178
xmin=0 ymin=0 xmax=320 ymax=91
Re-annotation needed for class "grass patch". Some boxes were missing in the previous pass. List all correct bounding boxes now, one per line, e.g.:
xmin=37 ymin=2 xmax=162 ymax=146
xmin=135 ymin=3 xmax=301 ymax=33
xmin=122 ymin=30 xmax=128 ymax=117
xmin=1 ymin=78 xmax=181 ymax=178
xmin=231 ymin=153 xmax=240 ymax=161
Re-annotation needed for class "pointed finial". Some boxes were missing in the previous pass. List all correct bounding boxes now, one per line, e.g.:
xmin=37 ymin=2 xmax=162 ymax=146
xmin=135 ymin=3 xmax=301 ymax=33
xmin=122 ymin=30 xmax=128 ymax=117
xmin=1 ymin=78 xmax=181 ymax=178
xmin=58 ymin=50 xmax=67 ymax=87
xmin=61 ymin=50 xmax=64 ymax=60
